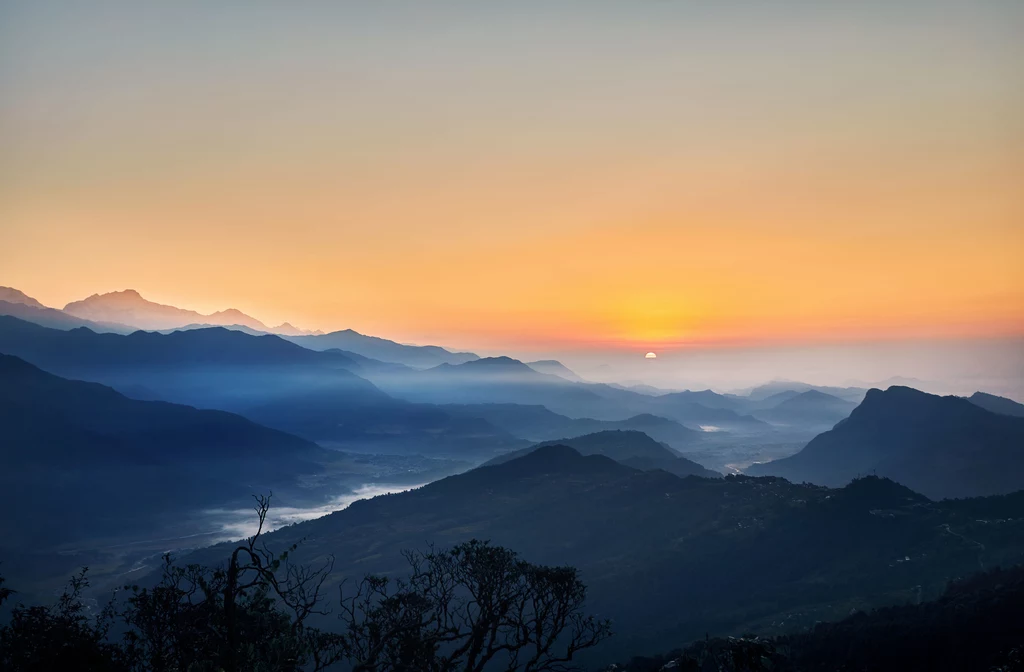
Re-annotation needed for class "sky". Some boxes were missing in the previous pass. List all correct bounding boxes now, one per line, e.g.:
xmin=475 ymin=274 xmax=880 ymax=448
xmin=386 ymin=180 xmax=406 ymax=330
xmin=1 ymin=1 xmax=1022 ymax=356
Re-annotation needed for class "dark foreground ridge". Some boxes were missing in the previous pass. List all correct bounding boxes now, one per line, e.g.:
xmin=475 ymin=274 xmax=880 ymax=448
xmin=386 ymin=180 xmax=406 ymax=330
xmin=613 ymin=564 xmax=1024 ymax=672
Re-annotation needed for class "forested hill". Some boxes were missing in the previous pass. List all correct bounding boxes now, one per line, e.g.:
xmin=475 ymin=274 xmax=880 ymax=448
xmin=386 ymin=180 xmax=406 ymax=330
xmin=179 ymin=444 xmax=1024 ymax=661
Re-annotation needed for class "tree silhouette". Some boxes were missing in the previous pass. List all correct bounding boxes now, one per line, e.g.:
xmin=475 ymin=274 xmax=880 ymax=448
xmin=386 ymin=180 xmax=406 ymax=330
xmin=340 ymin=540 xmax=611 ymax=672
xmin=0 ymin=495 xmax=609 ymax=672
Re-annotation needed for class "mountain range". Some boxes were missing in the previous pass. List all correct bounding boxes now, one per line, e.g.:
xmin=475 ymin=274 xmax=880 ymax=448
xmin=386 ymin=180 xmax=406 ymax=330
xmin=0 ymin=315 xmax=523 ymax=460
xmin=0 ymin=354 xmax=335 ymax=548
xmin=524 ymin=359 xmax=584 ymax=381
xmin=0 ymin=286 xmax=479 ymax=367
xmin=741 ymin=380 xmax=869 ymax=403
xmin=4 ymin=282 xmax=1024 ymax=668
xmin=752 ymin=389 xmax=858 ymax=429
xmin=482 ymin=429 xmax=721 ymax=478
xmin=617 ymin=564 xmax=1024 ymax=672
xmin=746 ymin=386 xmax=1024 ymax=499
xmin=180 ymin=442 xmax=1024 ymax=661
xmin=283 ymin=328 xmax=478 ymax=368
xmin=442 ymin=403 xmax=703 ymax=449
xmin=968 ymin=391 xmax=1024 ymax=418
xmin=62 ymin=288 xmax=310 ymax=334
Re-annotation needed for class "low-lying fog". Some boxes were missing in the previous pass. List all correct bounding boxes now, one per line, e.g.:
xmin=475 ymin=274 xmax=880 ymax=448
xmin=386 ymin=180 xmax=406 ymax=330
xmin=512 ymin=337 xmax=1024 ymax=400
xmin=204 ymin=482 xmax=425 ymax=543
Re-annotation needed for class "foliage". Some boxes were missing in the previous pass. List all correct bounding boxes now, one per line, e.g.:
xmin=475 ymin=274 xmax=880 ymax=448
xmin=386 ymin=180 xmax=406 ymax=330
xmin=0 ymin=569 xmax=127 ymax=671
xmin=340 ymin=540 xmax=611 ymax=671
xmin=0 ymin=495 xmax=608 ymax=672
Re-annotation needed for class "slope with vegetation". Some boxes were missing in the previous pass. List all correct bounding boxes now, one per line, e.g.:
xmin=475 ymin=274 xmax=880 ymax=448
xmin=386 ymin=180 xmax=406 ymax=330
xmin=483 ymin=430 xmax=720 ymax=478
xmin=0 ymin=354 xmax=347 ymax=548
xmin=177 ymin=445 xmax=1024 ymax=661
xmin=612 ymin=564 xmax=1024 ymax=672
xmin=968 ymin=391 xmax=1024 ymax=418
xmin=0 ymin=316 xmax=524 ymax=460
xmin=0 ymin=496 xmax=608 ymax=672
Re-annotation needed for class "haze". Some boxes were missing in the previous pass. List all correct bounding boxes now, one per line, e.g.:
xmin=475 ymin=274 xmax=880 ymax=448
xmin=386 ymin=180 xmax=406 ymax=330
xmin=4 ymin=5 xmax=1024 ymax=669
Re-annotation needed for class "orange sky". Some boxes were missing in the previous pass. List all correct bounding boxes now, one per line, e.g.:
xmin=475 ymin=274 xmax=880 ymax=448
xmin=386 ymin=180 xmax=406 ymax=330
xmin=1 ymin=2 xmax=1022 ymax=351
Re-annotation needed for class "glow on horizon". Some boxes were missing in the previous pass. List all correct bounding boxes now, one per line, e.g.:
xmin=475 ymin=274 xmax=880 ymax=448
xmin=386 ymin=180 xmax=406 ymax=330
xmin=1 ymin=2 xmax=1022 ymax=352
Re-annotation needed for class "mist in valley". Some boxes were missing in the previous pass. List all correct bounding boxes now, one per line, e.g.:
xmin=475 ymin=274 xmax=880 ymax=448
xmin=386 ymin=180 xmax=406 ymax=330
xmin=2 ymin=1 xmax=1023 ymax=668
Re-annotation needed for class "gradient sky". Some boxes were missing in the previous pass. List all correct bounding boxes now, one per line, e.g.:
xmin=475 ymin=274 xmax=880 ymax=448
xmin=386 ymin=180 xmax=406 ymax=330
xmin=2 ymin=1 xmax=1022 ymax=352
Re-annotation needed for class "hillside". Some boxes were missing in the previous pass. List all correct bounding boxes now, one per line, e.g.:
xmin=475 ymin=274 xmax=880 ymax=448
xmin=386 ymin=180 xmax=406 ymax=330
xmin=180 ymin=446 xmax=1024 ymax=661
xmin=968 ymin=391 xmax=1024 ymax=418
xmin=0 ymin=299 xmax=134 ymax=333
xmin=0 ymin=316 xmax=357 ymax=370
xmin=746 ymin=386 xmax=1024 ymax=499
xmin=743 ymin=381 xmax=868 ymax=403
xmin=0 ymin=354 xmax=332 ymax=548
xmin=0 ymin=317 xmax=521 ymax=459
xmin=0 ymin=286 xmax=45 ymax=308
xmin=285 ymin=328 xmax=478 ymax=367
xmin=442 ymin=403 xmax=703 ymax=450
xmin=483 ymin=430 xmax=720 ymax=478
xmin=375 ymin=356 xmax=611 ymax=413
xmin=63 ymin=289 xmax=273 ymax=332
xmin=615 ymin=565 xmax=1024 ymax=672
xmin=753 ymin=389 xmax=858 ymax=428
xmin=525 ymin=359 xmax=584 ymax=381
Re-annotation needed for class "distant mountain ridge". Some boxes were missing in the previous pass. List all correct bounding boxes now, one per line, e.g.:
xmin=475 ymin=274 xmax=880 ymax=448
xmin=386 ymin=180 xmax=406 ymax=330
xmin=741 ymin=381 xmax=868 ymax=403
xmin=753 ymin=389 xmax=858 ymax=428
xmin=484 ymin=430 xmax=720 ymax=478
xmin=0 ymin=286 xmax=45 ymax=309
xmin=63 ymin=289 xmax=285 ymax=332
xmin=526 ymin=359 xmax=584 ymax=382
xmin=0 ymin=315 xmax=522 ymax=460
xmin=4 ymin=285 xmax=477 ymax=367
xmin=443 ymin=403 xmax=702 ymax=449
xmin=0 ymin=299 xmax=135 ymax=334
xmin=746 ymin=386 xmax=1024 ymax=499
xmin=0 ymin=354 xmax=332 ymax=548
xmin=968 ymin=391 xmax=1024 ymax=418
xmin=284 ymin=328 xmax=478 ymax=368
xmin=179 ymin=441 xmax=1024 ymax=662
xmin=0 ymin=315 xmax=360 ymax=371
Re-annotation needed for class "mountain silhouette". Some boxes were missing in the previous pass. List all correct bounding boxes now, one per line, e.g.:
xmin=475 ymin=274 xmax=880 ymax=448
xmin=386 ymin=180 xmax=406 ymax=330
xmin=753 ymin=389 xmax=858 ymax=428
xmin=0 ymin=353 xmax=323 ymax=461
xmin=656 ymin=389 xmax=748 ymax=411
xmin=0 ymin=316 xmax=521 ymax=460
xmin=180 ymin=442 xmax=1024 ymax=661
xmin=0 ymin=354 xmax=332 ymax=547
xmin=471 ymin=444 xmax=631 ymax=482
xmin=441 ymin=404 xmax=704 ymax=452
xmin=271 ymin=321 xmax=321 ymax=336
xmin=743 ymin=381 xmax=868 ymax=403
xmin=525 ymin=359 xmax=584 ymax=382
xmin=0 ymin=316 xmax=361 ymax=370
xmin=483 ymin=430 xmax=720 ymax=478
xmin=746 ymin=386 xmax=1024 ymax=498
xmin=378 ymin=355 xmax=599 ymax=404
xmin=646 ymin=394 xmax=772 ymax=433
xmin=0 ymin=286 xmax=45 ymax=309
xmin=433 ymin=355 xmax=541 ymax=376
xmin=967 ymin=391 xmax=1024 ymax=418
xmin=0 ymin=299 xmax=134 ymax=334
xmin=63 ymin=289 xmax=273 ymax=332
xmin=284 ymin=328 xmax=478 ymax=368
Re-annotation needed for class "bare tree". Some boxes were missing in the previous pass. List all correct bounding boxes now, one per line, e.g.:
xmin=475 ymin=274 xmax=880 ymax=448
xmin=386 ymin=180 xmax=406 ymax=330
xmin=120 ymin=493 xmax=346 ymax=672
xmin=2 ymin=498 xmax=609 ymax=672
